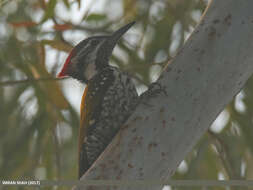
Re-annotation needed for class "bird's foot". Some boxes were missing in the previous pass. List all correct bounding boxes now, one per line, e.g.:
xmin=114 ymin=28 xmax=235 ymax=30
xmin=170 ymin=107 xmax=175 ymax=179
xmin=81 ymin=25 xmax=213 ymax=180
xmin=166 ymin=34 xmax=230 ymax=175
xmin=140 ymin=82 xmax=167 ymax=106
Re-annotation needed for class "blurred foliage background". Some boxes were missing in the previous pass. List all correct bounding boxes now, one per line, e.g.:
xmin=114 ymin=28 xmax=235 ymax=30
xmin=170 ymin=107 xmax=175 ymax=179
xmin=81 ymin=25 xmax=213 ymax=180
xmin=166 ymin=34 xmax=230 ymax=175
xmin=0 ymin=0 xmax=252 ymax=190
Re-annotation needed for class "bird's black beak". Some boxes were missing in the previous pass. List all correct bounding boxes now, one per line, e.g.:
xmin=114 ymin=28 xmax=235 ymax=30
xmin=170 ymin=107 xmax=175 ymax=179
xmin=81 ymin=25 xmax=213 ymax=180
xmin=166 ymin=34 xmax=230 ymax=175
xmin=109 ymin=21 xmax=135 ymax=46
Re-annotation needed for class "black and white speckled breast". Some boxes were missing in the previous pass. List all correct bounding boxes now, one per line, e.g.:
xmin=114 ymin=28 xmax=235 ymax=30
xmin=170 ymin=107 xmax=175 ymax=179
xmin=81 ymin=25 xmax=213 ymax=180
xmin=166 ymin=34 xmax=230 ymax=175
xmin=83 ymin=66 xmax=138 ymax=167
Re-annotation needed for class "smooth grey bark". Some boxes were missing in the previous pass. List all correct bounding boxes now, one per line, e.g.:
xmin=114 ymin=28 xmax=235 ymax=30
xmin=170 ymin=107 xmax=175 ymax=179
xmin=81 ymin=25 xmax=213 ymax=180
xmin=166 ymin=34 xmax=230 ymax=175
xmin=75 ymin=0 xmax=253 ymax=189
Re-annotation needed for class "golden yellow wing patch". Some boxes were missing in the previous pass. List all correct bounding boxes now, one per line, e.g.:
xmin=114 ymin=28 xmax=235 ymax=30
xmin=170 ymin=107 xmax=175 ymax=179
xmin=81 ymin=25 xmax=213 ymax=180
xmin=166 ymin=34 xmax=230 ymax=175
xmin=78 ymin=86 xmax=89 ymax=175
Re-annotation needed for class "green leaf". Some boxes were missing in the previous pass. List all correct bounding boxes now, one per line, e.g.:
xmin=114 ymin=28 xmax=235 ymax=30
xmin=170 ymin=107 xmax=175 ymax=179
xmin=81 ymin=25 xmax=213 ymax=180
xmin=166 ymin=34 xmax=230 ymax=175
xmin=62 ymin=0 xmax=70 ymax=9
xmin=86 ymin=13 xmax=107 ymax=22
xmin=41 ymin=0 xmax=57 ymax=23
xmin=41 ymin=40 xmax=73 ymax=52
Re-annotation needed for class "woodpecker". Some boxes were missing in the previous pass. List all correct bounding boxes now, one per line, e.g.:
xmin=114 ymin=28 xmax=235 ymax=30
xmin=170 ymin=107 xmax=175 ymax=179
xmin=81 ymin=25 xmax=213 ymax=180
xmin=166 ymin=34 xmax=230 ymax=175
xmin=58 ymin=22 xmax=138 ymax=179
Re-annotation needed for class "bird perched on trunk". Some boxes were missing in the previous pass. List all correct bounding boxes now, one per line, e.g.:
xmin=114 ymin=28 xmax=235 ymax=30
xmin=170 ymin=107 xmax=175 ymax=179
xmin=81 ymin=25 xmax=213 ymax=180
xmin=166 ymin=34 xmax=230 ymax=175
xmin=58 ymin=22 xmax=138 ymax=179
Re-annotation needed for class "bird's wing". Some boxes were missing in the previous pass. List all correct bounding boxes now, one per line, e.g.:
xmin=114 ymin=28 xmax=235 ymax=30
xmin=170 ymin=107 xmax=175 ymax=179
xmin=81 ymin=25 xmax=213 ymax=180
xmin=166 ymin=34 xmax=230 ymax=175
xmin=78 ymin=86 xmax=89 ymax=178
xmin=78 ymin=82 xmax=107 ymax=178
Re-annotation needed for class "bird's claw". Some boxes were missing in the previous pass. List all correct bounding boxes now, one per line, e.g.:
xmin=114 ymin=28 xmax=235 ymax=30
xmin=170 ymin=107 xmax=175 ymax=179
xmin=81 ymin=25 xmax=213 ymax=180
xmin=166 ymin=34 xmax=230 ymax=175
xmin=140 ymin=82 xmax=167 ymax=105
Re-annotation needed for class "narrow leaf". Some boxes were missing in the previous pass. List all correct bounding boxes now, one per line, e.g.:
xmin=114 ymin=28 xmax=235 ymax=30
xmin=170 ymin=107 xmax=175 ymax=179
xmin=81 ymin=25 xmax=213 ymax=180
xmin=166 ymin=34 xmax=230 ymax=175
xmin=86 ymin=13 xmax=107 ymax=22
xmin=29 ymin=63 xmax=69 ymax=109
xmin=41 ymin=0 xmax=57 ymax=22
xmin=41 ymin=40 xmax=73 ymax=52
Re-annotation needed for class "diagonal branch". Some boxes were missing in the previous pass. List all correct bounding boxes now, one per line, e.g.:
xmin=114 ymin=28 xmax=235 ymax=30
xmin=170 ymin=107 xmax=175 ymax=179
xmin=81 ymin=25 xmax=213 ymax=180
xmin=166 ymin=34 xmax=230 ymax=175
xmin=75 ymin=0 xmax=253 ymax=189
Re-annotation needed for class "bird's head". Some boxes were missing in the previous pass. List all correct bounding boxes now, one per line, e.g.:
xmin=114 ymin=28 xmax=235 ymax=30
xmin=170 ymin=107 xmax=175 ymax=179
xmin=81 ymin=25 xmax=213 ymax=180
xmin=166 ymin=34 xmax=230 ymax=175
xmin=57 ymin=21 xmax=135 ymax=83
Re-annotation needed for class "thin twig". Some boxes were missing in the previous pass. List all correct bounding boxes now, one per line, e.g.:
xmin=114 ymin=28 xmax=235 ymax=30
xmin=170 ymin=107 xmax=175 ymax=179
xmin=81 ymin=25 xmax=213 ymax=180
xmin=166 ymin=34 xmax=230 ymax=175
xmin=0 ymin=77 xmax=69 ymax=86
xmin=52 ymin=125 xmax=62 ymax=180
xmin=81 ymin=0 xmax=95 ymax=21
xmin=208 ymin=129 xmax=239 ymax=180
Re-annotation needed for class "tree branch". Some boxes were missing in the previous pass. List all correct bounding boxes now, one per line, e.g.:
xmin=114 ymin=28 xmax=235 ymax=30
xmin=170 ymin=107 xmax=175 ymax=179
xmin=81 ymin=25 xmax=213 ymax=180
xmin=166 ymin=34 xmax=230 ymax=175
xmin=0 ymin=77 xmax=69 ymax=86
xmin=75 ymin=0 xmax=253 ymax=189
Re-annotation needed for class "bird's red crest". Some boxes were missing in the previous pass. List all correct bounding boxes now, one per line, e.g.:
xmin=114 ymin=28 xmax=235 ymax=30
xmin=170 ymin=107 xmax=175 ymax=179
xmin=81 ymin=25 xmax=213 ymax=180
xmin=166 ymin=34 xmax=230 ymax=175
xmin=58 ymin=51 xmax=74 ymax=77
